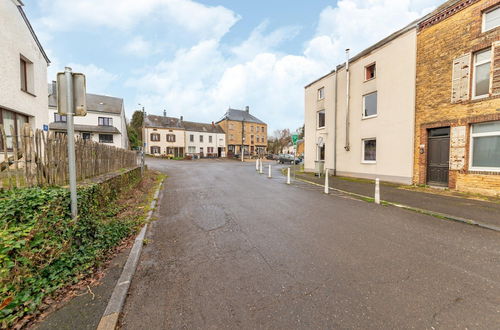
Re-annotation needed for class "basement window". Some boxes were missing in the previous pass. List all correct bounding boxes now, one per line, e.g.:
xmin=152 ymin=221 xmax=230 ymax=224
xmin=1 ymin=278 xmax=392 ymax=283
xmin=483 ymin=6 xmax=500 ymax=32
xmin=365 ymin=63 xmax=376 ymax=81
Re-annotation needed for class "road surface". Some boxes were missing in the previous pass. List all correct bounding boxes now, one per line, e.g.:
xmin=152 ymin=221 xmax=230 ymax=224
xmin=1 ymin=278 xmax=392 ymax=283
xmin=120 ymin=158 xmax=500 ymax=329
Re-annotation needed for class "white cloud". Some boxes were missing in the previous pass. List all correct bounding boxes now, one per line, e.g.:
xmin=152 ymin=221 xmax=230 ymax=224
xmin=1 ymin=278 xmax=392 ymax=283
xmin=37 ymin=0 xmax=239 ymax=41
xmin=124 ymin=36 xmax=158 ymax=57
xmin=125 ymin=0 xmax=442 ymax=132
xmin=65 ymin=63 xmax=118 ymax=94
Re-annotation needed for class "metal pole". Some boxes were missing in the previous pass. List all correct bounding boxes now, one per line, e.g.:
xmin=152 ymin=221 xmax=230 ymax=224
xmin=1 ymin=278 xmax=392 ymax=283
xmin=268 ymin=164 xmax=272 ymax=178
xmin=259 ymin=159 xmax=263 ymax=174
xmin=287 ymin=167 xmax=291 ymax=185
xmin=65 ymin=67 xmax=78 ymax=219
xmin=375 ymin=178 xmax=381 ymax=204
xmin=256 ymin=159 xmax=259 ymax=171
xmin=324 ymin=168 xmax=329 ymax=194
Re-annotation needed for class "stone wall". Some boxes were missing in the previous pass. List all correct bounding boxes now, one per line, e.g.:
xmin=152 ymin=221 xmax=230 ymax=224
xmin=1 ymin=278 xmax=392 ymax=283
xmin=414 ymin=0 xmax=500 ymax=196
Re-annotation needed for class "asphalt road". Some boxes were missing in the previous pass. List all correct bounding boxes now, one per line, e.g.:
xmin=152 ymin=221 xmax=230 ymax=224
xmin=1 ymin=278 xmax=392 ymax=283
xmin=120 ymin=158 xmax=500 ymax=329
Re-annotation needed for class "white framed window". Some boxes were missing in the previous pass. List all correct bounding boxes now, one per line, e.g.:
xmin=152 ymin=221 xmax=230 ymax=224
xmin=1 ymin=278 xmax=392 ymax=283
xmin=470 ymin=121 xmax=500 ymax=171
xmin=472 ymin=48 xmax=491 ymax=99
xmin=362 ymin=92 xmax=377 ymax=118
xmin=188 ymin=146 xmax=196 ymax=153
xmin=483 ymin=5 xmax=500 ymax=32
xmin=362 ymin=138 xmax=376 ymax=163
xmin=318 ymin=87 xmax=325 ymax=100
xmin=317 ymin=110 xmax=325 ymax=129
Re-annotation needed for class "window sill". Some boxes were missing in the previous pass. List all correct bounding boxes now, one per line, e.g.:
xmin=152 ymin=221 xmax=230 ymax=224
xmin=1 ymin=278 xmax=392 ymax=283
xmin=362 ymin=161 xmax=376 ymax=164
xmin=21 ymin=89 xmax=36 ymax=97
xmin=317 ymin=126 xmax=326 ymax=130
xmin=469 ymin=167 xmax=500 ymax=173
xmin=364 ymin=77 xmax=376 ymax=83
xmin=362 ymin=115 xmax=378 ymax=120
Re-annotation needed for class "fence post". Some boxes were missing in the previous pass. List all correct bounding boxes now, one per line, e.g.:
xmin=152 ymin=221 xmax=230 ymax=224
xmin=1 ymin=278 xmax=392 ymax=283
xmin=256 ymin=159 xmax=259 ymax=171
xmin=287 ymin=167 xmax=291 ymax=185
xmin=375 ymin=178 xmax=380 ymax=204
xmin=268 ymin=164 xmax=272 ymax=178
xmin=259 ymin=159 xmax=263 ymax=174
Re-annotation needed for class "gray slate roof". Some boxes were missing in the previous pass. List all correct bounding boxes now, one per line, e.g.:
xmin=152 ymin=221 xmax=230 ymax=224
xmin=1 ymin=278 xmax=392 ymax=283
xmin=48 ymin=83 xmax=124 ymax=115
xmin=144 ymin=115 xmax=184 ymax=129
xmin=182 ymin=121 xmax=225 ymax=133
xmin=49 ymin=122 xmax=120 ymax=134
xmin=217 ymin=108 xmax=265 ymax=125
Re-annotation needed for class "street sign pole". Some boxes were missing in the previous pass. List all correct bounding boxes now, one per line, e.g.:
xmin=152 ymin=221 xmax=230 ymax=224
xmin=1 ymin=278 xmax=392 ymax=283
xmin=65 ymin=67 xmax=78 ymax=220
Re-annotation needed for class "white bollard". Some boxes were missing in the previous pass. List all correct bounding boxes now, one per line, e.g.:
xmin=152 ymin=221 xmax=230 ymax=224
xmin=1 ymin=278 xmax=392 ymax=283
xmin=259 ymin=159 xmax=263 ymax=174
xmin=375 ymin=178 xmax=380 ymax=204
xmin=268 ymin=164 xmax=272 ymax=178
xmin=287 ymin=167 xmax=291 ymax=185
xmin=256 ymin=159 xmax=259 ymax=171
xmin=324 ymin=168 xmax=329 ymax=194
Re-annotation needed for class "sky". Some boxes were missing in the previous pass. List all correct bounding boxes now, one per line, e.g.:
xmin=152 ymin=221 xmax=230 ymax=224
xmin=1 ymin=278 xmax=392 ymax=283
xmin=25 ymin=0 xmax=442 ymax=133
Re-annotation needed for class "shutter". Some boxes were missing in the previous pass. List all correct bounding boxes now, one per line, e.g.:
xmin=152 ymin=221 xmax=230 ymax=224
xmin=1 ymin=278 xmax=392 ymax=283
xmin=451 ymin=54 xmax=471 ymax=103
xmin=491 ymin=41 xmax=500 ymax=95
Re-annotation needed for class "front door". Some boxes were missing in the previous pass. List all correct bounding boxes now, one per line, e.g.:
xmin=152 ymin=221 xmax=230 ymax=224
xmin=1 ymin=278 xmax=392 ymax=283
xmin=427 ymin=127 xmax=450 ymax=186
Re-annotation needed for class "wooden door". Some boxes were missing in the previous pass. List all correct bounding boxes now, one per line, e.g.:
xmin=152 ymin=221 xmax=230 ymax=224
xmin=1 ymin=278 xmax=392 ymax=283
xmin=427 ymin=127 xmax=450 ymax=186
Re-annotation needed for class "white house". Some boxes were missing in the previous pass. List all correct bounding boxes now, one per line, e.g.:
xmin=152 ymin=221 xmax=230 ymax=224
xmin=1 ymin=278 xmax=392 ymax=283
xmin=0 ymin=0 xmax=50 ymax=152
xmin=304 ymin=21 xmax=418 ymax=184
xmin=48 ymin=82 xmax=129 ymax=149
xmin=184 ymin=121 xmax=226 ymax=158
xmin=144 ymin=114 xmax=185 ymax=157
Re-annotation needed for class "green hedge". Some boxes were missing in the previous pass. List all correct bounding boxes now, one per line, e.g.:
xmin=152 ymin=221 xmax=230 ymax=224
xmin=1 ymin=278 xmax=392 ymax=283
xmin=0 ymin=167 xmax=142 ymax=328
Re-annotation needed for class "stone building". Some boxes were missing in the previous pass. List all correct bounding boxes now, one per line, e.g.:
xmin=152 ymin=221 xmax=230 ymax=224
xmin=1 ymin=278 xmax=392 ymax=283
xmin=414 ymin=0 xmax=500 ymax=196
xmin=216 ymin=107 xmax=267 ymax=156
xmin=183 ymin=121 xmax=226 ymax=158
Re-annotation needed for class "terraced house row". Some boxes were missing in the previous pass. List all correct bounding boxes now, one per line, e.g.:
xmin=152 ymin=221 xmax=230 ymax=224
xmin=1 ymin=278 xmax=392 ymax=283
xmin=304 ymin=0 xmax=500 ymax=196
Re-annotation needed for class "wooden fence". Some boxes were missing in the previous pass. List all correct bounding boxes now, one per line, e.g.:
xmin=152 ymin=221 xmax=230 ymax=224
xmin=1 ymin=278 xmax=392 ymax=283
xmin=0 ymin=124 xmax=138 ymax=189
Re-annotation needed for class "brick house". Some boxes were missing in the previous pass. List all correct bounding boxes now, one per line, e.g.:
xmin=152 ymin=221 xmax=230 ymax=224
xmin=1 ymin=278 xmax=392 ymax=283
xmin=216 ymin=107 xmax=267 ymax=157
xmin=414 ymin=0 xmax=500 ymax=196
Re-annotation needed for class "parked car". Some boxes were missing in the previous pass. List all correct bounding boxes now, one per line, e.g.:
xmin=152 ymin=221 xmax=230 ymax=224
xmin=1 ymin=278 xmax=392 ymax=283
xmin=278 ymin=154 xmax=300 ymax=164
xmin=265 ymin=154 xmax=275 ymax=160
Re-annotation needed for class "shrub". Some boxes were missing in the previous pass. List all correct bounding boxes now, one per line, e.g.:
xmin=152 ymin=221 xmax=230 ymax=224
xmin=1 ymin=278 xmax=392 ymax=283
xmin=0 ymin=168 xmax=142 ymax=327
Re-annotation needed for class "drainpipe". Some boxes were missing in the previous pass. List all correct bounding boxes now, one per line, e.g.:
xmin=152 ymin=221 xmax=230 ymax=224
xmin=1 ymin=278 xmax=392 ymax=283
xmin=344 ymin=49 xmax=351 ymax=152
xmin=333 ymin=69 xmax=338 ymax=176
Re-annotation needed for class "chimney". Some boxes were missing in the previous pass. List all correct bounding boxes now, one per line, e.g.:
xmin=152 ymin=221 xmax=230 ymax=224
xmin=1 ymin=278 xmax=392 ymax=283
xmin=163 ymin=109 xmax=167 ymax=117
xmin=245 ymin=106 xmax=249 ymax=113
xmin=212 ymin=121 xmax=215 ymax=127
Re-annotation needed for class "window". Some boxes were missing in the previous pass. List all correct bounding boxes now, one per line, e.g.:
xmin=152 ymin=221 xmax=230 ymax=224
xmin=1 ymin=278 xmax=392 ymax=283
xmin=363 ymin=92 xmax=378 ymax=118
xmin=470 ymin=121 xmax=500 ymax=171
xmin=362 ymin=139 xmax=376 ymax=163
xmin=317 ymin=110 xmax=325 ymax=128
xmin=483 ymin=6 xmax=500 ymax=32
xmin=20 ymin=58 xmax=28 ymax=92
xmin=230 ymin=134 xmax=234 ymax=140
xmin=199 ymin=135 xmax=203 ymax=143
xmin=190 ymin=134 xmax=194 ymax=142
xmin=188 ymin=146 xmax=196 ymax=153
xmin=98 ymin=117 xmax=113 ymax=126
xmin=229 ymin=123 xmax=234 ymax=130
xmin=99 ymin=134 xmax=113 ymax=143
xmin=0 ymin=109 xmax=28 ymax=150
xmin=167 ymin=134 xmax=176 ymax=142
xmin=318 ymin=87 xmax=325 ymax=100
xmin=251 ymin=135 xmax=254 ymax=144
xmin=207 ymin=147 xmax=214 ymax=153
xmin=82 ymin=132 xmax=91 ymax=140
xmin=473 ymin=48 xmax=491 ymax=98
xmin=319 ymin=145 xmax=325 ymax=161
xmin=150 ymin=146 xmax=160 ymax=154
xmin=251 ymin=126 xmax=254 ymax=132
xmin=150 ymin=133 xmax=160 ymax=141
xmin=54 ymin=113 xmax=67 ymax=123
xmin=209 ymin=135 xmax=213 ymax=143
xmin=261 ymin=127 xmax=264 ymax=132
xmin=365 ymin=63 xmax=376 ymax=81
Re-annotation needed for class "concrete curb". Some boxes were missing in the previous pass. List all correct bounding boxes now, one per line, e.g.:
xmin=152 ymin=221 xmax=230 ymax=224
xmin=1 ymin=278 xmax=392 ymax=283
xmin=294 ymin=177 xmax=500 ymax=233
xmin=97 ymin=179 xmax=164 ymax=330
